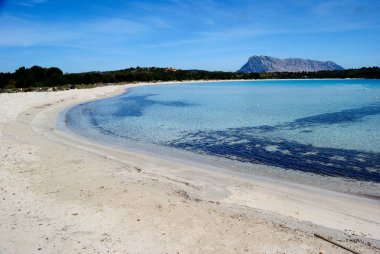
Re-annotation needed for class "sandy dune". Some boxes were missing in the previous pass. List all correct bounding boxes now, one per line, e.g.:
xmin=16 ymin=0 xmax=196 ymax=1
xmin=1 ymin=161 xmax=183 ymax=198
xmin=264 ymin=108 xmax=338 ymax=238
xmin=0 ymin=83 xmax=379 ymax=253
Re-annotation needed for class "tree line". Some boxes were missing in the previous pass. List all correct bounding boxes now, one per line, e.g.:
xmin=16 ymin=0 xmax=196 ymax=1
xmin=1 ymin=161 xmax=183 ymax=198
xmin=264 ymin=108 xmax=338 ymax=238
xmin=1 ymin=65 xmax=379 ymax=92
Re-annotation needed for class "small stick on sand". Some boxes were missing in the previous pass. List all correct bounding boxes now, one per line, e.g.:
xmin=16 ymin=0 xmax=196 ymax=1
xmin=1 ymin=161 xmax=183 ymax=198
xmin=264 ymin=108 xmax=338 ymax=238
xmin=314 ymin=233 xmax=360 ymax=254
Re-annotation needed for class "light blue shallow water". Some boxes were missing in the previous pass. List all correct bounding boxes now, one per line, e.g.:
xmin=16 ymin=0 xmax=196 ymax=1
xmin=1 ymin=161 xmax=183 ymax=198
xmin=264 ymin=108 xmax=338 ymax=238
xmin=65 ymin=80 xmax=380 ymax=183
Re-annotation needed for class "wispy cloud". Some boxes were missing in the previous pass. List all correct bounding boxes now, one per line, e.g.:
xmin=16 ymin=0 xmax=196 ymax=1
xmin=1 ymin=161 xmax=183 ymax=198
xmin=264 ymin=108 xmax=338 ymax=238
xmin=8 ymin=0 xmax=367 ymax=51
xmin=313 ymin=0 xmax=363 ymax=16
xmin=0 ymin=14 xmax=148 ymax=48
xmin=143 ymin=38 xmax=217 ymax=49
xmin=14 ymin=0 xmax=48 ymax=7
xmin=312 ymin=0 xmax=380 ymax=29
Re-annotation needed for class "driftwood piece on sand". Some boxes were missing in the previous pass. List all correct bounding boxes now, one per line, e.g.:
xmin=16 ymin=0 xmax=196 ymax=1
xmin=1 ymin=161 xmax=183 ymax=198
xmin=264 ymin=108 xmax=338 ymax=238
xmin=314 ymin=233 xmax=360 ymax=254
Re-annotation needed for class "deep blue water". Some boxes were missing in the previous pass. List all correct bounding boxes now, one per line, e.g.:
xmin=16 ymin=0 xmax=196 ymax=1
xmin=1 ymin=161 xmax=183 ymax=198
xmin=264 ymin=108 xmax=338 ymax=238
xmin=65 ymin=80 xmax=380 ymax=183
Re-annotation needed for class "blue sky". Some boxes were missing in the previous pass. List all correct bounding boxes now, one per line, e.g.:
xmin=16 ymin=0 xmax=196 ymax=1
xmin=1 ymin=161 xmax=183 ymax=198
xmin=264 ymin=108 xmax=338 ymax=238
xmin=0 ymin=0 xmax=379 ymax=73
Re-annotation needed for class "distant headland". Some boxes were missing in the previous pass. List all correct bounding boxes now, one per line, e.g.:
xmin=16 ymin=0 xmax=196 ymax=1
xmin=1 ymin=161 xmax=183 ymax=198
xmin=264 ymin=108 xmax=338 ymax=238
xmin=238 ymin=55 xmax=344 ymax=73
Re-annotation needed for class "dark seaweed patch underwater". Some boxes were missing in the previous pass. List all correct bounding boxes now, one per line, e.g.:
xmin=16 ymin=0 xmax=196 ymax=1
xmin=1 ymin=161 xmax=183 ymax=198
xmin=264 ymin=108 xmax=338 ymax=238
xmin=168 ymin=131 xmax=380 ymax=182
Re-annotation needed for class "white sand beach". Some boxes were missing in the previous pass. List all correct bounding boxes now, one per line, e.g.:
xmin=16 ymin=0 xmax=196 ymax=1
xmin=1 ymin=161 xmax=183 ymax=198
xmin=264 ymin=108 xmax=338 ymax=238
xmin=0 ymin=83 xmax=379 ymax=253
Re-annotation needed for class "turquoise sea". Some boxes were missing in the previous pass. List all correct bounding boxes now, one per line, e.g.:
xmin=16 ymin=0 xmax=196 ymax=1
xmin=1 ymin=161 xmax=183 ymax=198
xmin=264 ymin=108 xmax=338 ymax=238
xmin=65 ymin=80 xmax=380 ymax=184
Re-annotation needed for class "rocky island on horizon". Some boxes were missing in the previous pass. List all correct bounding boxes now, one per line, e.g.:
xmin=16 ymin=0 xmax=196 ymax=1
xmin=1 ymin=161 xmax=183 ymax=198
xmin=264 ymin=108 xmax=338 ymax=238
xmin=238 ymin=55 xmax=345 ymax=73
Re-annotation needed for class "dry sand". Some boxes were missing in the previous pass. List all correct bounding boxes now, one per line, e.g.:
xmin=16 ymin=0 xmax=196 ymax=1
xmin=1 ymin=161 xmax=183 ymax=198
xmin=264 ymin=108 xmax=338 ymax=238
xmin=0 ymin=83 xmax=379 ymax=254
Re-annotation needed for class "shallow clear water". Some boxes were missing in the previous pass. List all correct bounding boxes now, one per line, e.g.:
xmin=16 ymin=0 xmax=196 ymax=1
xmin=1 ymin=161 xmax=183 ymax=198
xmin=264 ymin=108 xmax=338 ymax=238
xmin=65 ymin=80 xmax=380 ymax=183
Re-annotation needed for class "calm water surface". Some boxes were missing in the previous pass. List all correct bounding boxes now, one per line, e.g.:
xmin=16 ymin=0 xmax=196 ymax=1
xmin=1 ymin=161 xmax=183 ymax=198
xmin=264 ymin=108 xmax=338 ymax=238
xmin=65 ymin=80 xmax=380 ymax=183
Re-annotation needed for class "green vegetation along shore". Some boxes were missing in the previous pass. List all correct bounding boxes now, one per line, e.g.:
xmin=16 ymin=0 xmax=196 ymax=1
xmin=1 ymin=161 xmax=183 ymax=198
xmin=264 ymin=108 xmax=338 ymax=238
xmin=1 ymin=66 xmax=379 ymax=93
